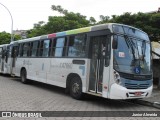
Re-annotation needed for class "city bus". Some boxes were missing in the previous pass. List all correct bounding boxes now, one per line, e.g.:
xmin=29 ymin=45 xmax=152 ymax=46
xmin=10 ymin=23 xmax=153 ymax=99
xmin=0 ymin=44 xmax=11 ymax=74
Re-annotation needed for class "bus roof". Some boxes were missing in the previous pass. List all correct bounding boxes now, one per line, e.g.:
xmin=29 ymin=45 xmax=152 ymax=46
xmin=0 ymin=44 xmax=9 ymax=47
xmin=11 ymin=23 xmax=147 ymax=43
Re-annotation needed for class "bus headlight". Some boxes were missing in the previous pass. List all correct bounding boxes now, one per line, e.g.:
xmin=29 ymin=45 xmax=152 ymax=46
xmin=114 ymin=70 xmax=121 ymax=84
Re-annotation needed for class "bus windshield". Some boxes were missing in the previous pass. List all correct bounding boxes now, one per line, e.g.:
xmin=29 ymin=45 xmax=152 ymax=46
xmin=113 ymin=35 xmax=151 ymax=75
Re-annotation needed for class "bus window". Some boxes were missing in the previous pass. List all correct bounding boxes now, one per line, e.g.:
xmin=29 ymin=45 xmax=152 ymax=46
xmin=5 ymin=45 xmax=10 ymax=63
xmin=42 ymin=40 xmax=50 ymax=57
xmin=18 ymin=44 xmax=22 ymax=57
xmin=0 ymin=47 xmax=2 ymax=55
xmin=31 ymin=41 xmax=39 ymax=57
xmin=54 ymin=37 xmax=66 ymax=57
xmin=39 ymin=40 xmax=50 ymax=57
xmin=68 ymin=34 xmax=86 ymax=57
xmin=22 ymin=43 xmax=30 ymax=57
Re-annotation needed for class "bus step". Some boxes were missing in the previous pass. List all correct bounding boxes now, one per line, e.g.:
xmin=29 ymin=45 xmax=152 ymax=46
xmin=87 ymin=91 xmax=102 ymax=97
xmin=11 ymin=74 xmax=15 ymax=77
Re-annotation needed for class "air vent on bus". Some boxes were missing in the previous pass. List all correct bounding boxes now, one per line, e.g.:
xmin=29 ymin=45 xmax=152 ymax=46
xmin=125 ymin=83 xmax=150 ymax=89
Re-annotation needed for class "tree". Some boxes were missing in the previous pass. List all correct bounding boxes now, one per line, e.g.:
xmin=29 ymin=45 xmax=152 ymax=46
xmin=27 ymin=5 xmax=160 ymax=42
xmin=27 ymin=5 xmax=92 ymax=37
xmin=99 ymin=12 xmax=160 ymax=42
xmin=0 ymin=32 xmax=21 ymax=45
xmin=27 ymin=21 xmax=46 ymax=38
xmin=0 ymin=32 xmax=10 ymax=44
xmin=89 ymin=17 xmax=96 ymax=24
xmin=99 ymin=15 xmax=110 ymax=24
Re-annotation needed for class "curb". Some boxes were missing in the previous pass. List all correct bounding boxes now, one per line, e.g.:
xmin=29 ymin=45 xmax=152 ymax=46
xmin=136 ymin=100 xmax=160 ymax=109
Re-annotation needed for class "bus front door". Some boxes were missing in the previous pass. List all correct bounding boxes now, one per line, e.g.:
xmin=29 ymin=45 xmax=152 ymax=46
xmin=89 ymin=35 xmax=108 ymax=94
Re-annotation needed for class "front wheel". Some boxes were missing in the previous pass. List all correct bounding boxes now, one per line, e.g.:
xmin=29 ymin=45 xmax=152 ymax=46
xmin=21 ymin=69 xmax=28 ymax=84
xmin=70 ymin=77 xmax=83 ymax=100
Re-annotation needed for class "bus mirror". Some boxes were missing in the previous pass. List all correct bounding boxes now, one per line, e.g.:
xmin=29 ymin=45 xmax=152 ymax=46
xmin=112 ymin=36 xmax=118 ymax=49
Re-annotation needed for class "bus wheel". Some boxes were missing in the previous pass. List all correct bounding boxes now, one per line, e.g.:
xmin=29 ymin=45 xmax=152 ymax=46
xmin=70 ymin=77 xmax=83 ymax=100
xmin=21 ymin=69 xmax=27 ymax=84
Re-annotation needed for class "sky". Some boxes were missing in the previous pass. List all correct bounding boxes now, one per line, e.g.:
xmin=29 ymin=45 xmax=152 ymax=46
xmin=0 ymin=0 xmax=160 ymax=33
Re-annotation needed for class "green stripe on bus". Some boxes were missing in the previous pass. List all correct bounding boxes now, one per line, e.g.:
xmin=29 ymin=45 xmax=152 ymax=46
xmin=66 ymin=27 xmax=91 ymax=35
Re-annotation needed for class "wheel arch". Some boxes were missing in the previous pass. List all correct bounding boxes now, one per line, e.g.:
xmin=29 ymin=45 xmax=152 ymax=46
xmin=66 ymin=73 xmax=82 ymax=93
xmin=20 ymin=67 xmax=26 ymax=77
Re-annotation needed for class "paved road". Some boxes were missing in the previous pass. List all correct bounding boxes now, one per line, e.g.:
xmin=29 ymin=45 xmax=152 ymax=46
xmin=0 ymin=75 xmax=159 ymax=120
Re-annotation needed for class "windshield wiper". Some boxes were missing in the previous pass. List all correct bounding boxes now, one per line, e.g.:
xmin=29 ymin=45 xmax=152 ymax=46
xmin=124 ymin=35 xmax=136 ymax=60
xmin=141 ymin=40 xmax=146 ymax=61
xmin=124 ymin=35 xmax=142 ymax=68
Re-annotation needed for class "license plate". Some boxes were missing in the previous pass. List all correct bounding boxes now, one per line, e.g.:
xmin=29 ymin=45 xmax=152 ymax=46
xmin=134 ymin=92 xmax=142 ymax=96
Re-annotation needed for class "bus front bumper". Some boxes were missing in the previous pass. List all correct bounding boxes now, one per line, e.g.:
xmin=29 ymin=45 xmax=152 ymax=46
xmin=109 ymin=83 xmax=153 ymax=99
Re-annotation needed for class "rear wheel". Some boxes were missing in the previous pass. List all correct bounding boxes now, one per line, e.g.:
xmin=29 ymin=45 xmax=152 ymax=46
xmin=70 ymin=76 xmax=83 ymax=100
xmin=21 ymin=69 xmax=27 ymax=84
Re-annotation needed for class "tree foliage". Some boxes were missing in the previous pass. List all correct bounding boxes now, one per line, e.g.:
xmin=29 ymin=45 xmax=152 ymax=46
xmin=27 ymin=5 xmax=91 ymax=37
xmin=27 ymin=5 xmax=160 ymax=42
xmin=0 ymin=32 xmax=21 ymax=45
xmin=1 ymin=5 xmax=159 ymax=44
xmin=99 ymin=12 xmax=160 ymax=41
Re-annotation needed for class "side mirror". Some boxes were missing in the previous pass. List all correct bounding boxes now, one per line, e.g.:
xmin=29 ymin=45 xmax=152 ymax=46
xmin=112 ymin=35 xmax=118 ymax=49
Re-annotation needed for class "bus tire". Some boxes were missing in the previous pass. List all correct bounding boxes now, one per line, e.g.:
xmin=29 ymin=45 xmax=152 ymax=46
xmin=70 ymin=76 xmax=83 ymax=100
xmin=21 ymin=69 xmax=27 ymax=84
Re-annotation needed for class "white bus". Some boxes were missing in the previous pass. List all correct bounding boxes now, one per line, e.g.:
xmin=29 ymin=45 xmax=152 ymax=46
xmin=0 ymin=44 xmax=12 ymax=74
xmin=10 ymin=23 xmax=153 ymax=99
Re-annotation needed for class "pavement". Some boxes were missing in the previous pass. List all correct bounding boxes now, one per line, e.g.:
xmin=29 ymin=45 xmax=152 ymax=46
xmin=140 ymin=86 xmax=160 ymax=109
xmin=0 ymin=75 xmax=160 ymax=120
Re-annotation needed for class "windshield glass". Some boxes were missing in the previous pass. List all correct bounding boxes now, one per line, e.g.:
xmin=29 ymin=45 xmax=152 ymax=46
xmin=113 ymin=35 xmax=151 ymax=75
xmin=113 ymin=25 xmax=149 ymax=41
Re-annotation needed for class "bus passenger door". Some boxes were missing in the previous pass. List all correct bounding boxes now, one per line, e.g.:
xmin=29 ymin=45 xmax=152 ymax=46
xmin=89 ymin=32 xmax=110 ymax=95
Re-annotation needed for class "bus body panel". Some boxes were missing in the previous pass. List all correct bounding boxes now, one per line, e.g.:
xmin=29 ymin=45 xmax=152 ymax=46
xmin=109 ymin=83 xmax=152 ymax=99
xmin=13 ymin=57 xmax=89 ymax=92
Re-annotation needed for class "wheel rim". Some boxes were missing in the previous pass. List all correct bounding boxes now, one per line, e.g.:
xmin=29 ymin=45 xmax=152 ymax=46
xmin=72 ymin=83 xmax=80 ymax=95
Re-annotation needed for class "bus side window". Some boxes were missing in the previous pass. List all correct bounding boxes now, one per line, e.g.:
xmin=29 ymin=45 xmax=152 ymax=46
xmin=31 ymin=41 xmax=39 ymax=57
xmin=19 ymin=44 xmax=23 ymax=57
xmin=39 ymin=39 xmax=50 ymax=57
xmin=0 ymin=47 xmax=2 ymax=55
xmin=12 ymin=44 xmax=19 ymax=58
xmin=51 ymin=39 xmax=57 ymax=57
xmin=54 ymin=37 xmax=66 ymax=57
xmin=27 ymin=43 xmax=31 ymax=57
xmin=67 ymin=34 xmax=86 ymax=57
xmin=22 ymin=43 xmax=29 ymax=57
xmin=16 ymin=45 xmax=19 ymax=57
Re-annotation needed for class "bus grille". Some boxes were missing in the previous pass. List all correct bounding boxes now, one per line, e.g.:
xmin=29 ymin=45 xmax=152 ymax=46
xmin=125 ymin=83 xmax=150 ymax=89
xmin=119 ymin=72 xmax=152 ymax=80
